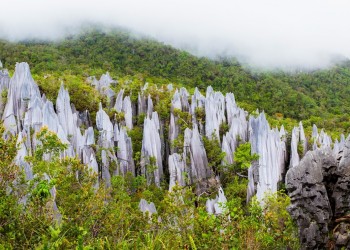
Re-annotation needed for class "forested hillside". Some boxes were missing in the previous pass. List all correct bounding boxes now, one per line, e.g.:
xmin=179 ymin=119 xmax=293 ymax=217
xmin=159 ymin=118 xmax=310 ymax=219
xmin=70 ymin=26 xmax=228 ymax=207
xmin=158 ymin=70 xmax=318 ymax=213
xmin=1 ymin=30 xmax=350 ymax=134
xmin=2 ymin=29 xmax=350 ymax=249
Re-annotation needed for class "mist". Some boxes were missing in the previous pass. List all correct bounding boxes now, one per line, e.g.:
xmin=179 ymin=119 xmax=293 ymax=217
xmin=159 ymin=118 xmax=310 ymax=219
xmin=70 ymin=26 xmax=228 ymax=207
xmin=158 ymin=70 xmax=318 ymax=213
xmin=1 ymin=0 xmax=350 ymax=69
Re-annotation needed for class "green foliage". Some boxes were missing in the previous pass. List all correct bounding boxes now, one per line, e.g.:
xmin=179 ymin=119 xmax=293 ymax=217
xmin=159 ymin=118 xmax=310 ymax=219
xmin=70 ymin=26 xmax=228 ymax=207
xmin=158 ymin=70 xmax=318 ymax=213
xmin=194 ymin=106 xmax=205 ymax=125
xmin=220 ymin=142 xmax=259 ymax=188
xmin=31 ymin=179 xmax=52 ymax=203
xmin=173 ymin=108 xmax=192 ymax=131
xmin=0 ymin=127 xmax=299 ymax=249
xmin=233 ymin=142 xmax=259 ymax=171
xmin=219 ymin=122 xmax=229 ymax=138
xmin=297 ymin=140 xmax=304 ymax=156
xmin=33 ymin=73 xmax=103 ymax=124
xmin=203 ymin=133 xmax=226 ymax=174
xmin=146 ymin=156 xmax=158 ymax=174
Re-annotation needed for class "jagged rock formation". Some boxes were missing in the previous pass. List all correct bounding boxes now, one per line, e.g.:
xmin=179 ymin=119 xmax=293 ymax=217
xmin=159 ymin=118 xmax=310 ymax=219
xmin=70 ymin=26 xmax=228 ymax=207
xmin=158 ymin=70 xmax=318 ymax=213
xmin=168 ymin=153 xmax=186 ymax=191
xmin=206 ymin=187 xmax=228 ymax=215
xmin=184 ymin=125 xmax=212 ymax=192
xmin=222 ymin=94 xmax=248 ymax=165
xmin=0 ymin=68 xmax=10 ymax=117
xmin=286 ymin=149 xmax=337 ymax=249
xmin=205 ymin=86 xmax=225 ymax=140
xmin=5 ymin=62 xmax=350 ymax=249
xmin=311 ymin=124 xmax=333 ymax=150
xmin=247 ymin=113 xmax=287 ymax=202
xmin=141 ymin=112 xmax=163 ymax=186
xmin=286 ymin=139 xmax=350 ymax=249
xmin=117 ymin=127 xmax=135 ymax=176
xmin=332 ymin=140 xmax=350 ymax=248
xmin=3 ymin=62 xmax=41 ymax=135
xmin=139 ymin=198 xmax=157 ymax=216
xmin=190 ymin=87 xmax=205 ymax=134
xmin=0 ymin=62 xmax=297 ymax=201
xmin=90 ymin=73 xmax=116 ymax=107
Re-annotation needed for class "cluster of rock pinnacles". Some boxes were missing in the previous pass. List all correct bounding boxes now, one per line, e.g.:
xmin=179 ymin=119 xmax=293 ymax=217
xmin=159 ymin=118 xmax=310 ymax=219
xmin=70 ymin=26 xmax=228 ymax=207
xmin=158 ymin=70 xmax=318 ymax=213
xmin=1 ymin=62 xmax=349 ymax=248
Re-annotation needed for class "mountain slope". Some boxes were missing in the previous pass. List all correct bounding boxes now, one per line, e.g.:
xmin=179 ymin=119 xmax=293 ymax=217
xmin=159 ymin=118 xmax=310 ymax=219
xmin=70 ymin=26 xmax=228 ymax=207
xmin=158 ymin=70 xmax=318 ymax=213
xmin=1 ymin=30 xmax=350 ymax=133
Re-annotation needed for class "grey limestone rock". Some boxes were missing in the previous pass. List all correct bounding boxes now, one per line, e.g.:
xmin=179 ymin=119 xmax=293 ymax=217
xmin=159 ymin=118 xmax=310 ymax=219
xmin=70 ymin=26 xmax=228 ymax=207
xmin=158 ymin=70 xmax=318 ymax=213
xmin=184 ymin=125 xmax=212 ymax=189
xmin=137 ymin=93 xmax=147 ymax=115
xmin=139 ymin=198 xmax=157 ymax=216
xmin=91 ymin=73 xmax=116 ymax=107
xmin=2 ymin=63 xmax=41 ymax=134
xmin=290 ymin=122 xmax=308 ymax=168
xmin=15 ymin=131 xmax=33 ymax=180
xmin=114 ymin=89 xmax=124 ymax=112
xmin=286 ymin=149 xmax=338 ymax=249
xmin=333 ymin=138 xmax=350 ymax=218
xmin=312 ymin=125 xmax=333 ymax=150
xmin=147 ymin=94 xmax=153 ymax=118
xmin=122 ymin=96 xmax=133 ymax=129
xmin=206 ymin=187 xmax=228 ymax=215
xmin=190 ymin=88 xmax=205 ymax=122
xmin=96 ymin=103 xmax=116 ymax=186
xmin=248 ymin=113 xmax=286 ymax=202
xmin=222 ymin=95 xmax=248 ymax=165
xmin=56 ymin=84 xmax=76 ymax=139
xmin=205 ymin=86 xmax=226 ymax=140
xmin=42 ymin=101 xmax=69 ymax=145
xmin=179 ymin=87 xmax=190 ymax=111
xmin=168 ymin=153 xmax=186 ymax=191
xmin=84 ymin=127 xmax=95 ymax=146
xmin=96 ymin=103 xmax=114 ymax=147
xmin=141 ymin=112 xmax=163 ymax=186
xmin=169 ymin=89 xmax=182 ymax=152
xmin=299 ymin=121 xmax=307 ymax=155
xmin=117 ymin=127 xmax=135 ymax=176
xmin=0 ymin=69 xmax=10 ymax=117
xmin=82 ymin=146 xmax=99 ymax=175
xmin=333 ymin=134 xmax=345 ymax=159
xmin=290 ymin=127 xmax=300 ymax=168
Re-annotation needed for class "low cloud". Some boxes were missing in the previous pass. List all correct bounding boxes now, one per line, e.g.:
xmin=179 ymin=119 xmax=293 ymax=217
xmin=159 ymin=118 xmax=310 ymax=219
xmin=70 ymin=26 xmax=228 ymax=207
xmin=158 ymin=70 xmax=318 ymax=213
xmin=1 ymin=0 xmax=350 ymax=69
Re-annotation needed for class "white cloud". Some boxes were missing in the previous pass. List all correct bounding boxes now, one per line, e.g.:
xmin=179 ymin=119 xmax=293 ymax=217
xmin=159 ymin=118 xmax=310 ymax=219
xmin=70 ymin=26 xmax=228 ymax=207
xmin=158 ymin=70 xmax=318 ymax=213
xmin=1 ymin=0 xmax=349 ymax=69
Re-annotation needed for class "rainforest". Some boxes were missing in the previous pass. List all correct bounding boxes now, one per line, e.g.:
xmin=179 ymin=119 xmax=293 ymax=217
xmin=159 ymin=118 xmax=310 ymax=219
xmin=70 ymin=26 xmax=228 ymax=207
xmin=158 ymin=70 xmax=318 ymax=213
xmin=1 ymin=29 xmax=350 ymax=249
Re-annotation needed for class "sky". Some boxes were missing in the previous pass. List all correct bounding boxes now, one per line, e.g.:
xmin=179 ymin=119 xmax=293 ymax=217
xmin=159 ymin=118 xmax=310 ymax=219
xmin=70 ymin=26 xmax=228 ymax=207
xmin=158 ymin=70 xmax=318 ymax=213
xmin=1 ymin=0 xmax=350 ymax=70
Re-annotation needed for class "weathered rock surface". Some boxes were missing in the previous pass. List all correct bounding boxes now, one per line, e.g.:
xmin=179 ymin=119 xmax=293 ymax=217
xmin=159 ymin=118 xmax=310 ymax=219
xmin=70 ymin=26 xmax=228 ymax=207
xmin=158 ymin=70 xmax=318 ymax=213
xmin=2 ymin=63 xmax=41 ymax=134
xmin=248 ymin=113 xmax=287 ymax=202
xmin=333 ymin=139 xmax=350 ymax=221
xmin=117 ymin=127 xmax=135 ymax=176
xmin=286 ymin=149 xmax=337 ymax=249
xmin=141 ymin=112 xmax=163 ymax=186
xmin=0 ymin=69 xmax=10 ymax=117
xmin=222 ymin=94 xmax=248 ymax=165
xmin=168 ymin=153 xmax=186 ymax=191
xmin=184 ymin=125 xmax=212 ymax=192
xmin=139 ymin=198 xmax=157 ymax=216
xmin=206 ymin=187 xmax=228 ymax=215
xmin=286 ymin=142 xmax=350 ymax=249
xmin=205 ymin=86 xmax=226 ymax=140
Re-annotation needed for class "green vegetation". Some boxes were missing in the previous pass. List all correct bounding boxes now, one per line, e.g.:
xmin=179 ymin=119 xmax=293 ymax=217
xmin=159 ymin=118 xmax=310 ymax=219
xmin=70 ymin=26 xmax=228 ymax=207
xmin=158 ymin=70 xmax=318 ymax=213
xmin=1 ymin=29 xmax=350 ymax=135
xmin=0 ymin=125 xmax=298 ymax=249
xmin=3 ymin=28 xmax=349 ymax=248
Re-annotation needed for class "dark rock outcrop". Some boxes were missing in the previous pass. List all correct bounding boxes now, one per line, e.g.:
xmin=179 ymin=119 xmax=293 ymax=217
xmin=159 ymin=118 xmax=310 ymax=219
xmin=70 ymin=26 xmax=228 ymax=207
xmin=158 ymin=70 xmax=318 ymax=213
xmin=286 ymin=149 xmax=337 ymax=249
xmin=286 ymin=145 xmax=350 ymax=249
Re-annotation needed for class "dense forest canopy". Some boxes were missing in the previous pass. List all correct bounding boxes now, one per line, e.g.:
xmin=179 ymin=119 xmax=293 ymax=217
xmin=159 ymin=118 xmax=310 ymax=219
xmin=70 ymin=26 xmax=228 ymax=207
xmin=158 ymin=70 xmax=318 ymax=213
xmin=1 ymin=29 xmax=350 ymax=134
